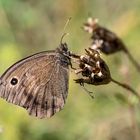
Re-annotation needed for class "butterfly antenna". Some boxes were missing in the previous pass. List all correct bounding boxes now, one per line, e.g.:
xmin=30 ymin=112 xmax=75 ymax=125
xmin=60 ymin=17 xmax=72 ymax=44
xmin=60 ymin=33 xmax=69 ymax=44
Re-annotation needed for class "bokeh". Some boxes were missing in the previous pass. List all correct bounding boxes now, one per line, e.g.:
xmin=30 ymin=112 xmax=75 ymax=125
xmin=0 ymin=0 xmax=140 ymax=140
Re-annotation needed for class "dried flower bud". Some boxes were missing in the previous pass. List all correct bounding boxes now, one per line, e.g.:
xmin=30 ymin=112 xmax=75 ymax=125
xmin=84 ymin=17 xmax=126 ymax=54
xmin=84 ymin=18 xmax=99 ymax=33
xmin=74 ymin=47 xmax=111 ymax=85
xmin=73 ymin=46 xmax=140 ymax=99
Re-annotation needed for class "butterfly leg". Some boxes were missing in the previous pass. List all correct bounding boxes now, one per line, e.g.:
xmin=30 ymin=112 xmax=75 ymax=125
xmin=69 ymin=53 xmax=81 ymax=70
xmin=74 ymin=78 xmax=84 ymax=86
xmin=75 ymin=69 xmax=84 ymax=74
xmin=69 ymin=60 xmax=76 ymax=70
xmin=74 ymin=78 xmax=94 ymax=99
xmin=70 ymin=52 xmax=81 ymax=59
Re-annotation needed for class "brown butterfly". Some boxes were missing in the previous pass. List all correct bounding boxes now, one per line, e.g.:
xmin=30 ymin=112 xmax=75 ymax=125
xmin=0 ymin=43 xmax=72 ymax=118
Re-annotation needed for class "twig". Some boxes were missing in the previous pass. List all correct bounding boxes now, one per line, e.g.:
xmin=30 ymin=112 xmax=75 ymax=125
xmin=111 ymin=78 xmax=140 ymax=100
xmin=123 ymin=48 xmax=140 ymax=73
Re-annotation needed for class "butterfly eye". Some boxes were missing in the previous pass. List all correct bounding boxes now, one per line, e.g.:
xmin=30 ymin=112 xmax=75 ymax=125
xmin=10 ymin=77 xmax=18 ymax=85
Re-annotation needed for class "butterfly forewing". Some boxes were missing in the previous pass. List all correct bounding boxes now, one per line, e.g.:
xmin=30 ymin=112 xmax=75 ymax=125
xmin=0 ymin=50 xmax=69 ymax=118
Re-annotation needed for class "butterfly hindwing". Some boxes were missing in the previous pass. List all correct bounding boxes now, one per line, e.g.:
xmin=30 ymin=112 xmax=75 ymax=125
xmin=0 ymin=50 xmax=69 ymax=118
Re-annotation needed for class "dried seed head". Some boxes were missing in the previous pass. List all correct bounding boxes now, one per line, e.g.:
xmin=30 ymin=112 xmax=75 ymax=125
xmin=84 ymin=17 xmax=126 ymax=54
xmin=97 ymin=71 xmax=103 ymax=77
xmin=84 ymin=17 xmax=99 ymax=33
xmin=90 ymin=40 xmax=103 ymax=50
xmin=80 ymin=55 xmax=86 ymax=61
xmin=91 ymin=73 xmax=95 ymax=78
xmin=90 ymin=43 xmax=98 ymax=50
xmin=91 ymin=26 xmax=125 ymax=54
xmin=74 ymin=46 xmax=111 ymax=85
xmin=79 ymin=62 xmax=85 ymax=69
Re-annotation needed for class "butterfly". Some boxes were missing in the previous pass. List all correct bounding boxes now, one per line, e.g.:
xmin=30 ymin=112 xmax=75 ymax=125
xmin=0 ymin=42 xmax=72 ymax=118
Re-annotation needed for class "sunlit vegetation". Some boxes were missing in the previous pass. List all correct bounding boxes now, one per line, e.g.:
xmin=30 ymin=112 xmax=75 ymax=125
xmin=0 ymin=0 xmax=140 ymax=140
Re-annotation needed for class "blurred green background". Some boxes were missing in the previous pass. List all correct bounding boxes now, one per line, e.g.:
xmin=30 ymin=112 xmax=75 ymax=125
xmin=0 ymin=0 xmax=140 ymax=140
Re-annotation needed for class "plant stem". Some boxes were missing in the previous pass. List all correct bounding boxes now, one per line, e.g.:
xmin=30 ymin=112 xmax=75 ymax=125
xmin=111 ymin=78 xmax=140 ymax=100
xmin=123 ymin=48 xmax=140 ymax=73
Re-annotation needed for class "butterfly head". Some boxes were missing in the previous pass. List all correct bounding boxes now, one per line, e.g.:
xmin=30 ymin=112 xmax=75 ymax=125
xmin=60 ymin=42 xmax=68 ymax=52
xmin=57 ymin=42 xmax=70 ymax=57
xmin=57 ymin=32 xmax=71 ymax=56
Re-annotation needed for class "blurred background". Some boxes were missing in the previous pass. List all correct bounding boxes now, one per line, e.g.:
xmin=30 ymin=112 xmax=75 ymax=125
xmin=0 ymin=0 xmax=140 ymax=140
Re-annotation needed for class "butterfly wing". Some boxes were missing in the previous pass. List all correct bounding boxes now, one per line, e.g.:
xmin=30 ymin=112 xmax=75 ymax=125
xmin=0 ymin=51 xmax=69 ymax=118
